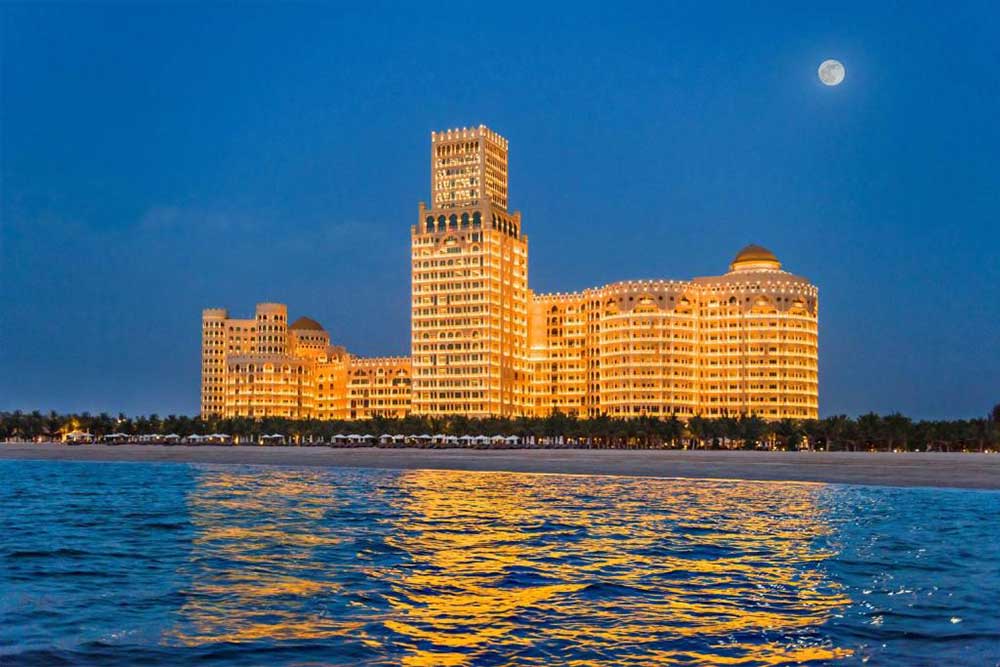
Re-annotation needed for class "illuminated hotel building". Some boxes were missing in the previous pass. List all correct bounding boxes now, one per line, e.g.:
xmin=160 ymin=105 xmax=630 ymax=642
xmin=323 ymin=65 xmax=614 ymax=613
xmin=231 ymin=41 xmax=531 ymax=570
xmin=411 ymin=126 xmax=529 ymax=417
xmin=200 ymin=304 xmax=411 ymax=420
xmin=202 ymin=125 xmax=818 ymax=421
xmin=526 ymin=246 xmax=819 ymax=420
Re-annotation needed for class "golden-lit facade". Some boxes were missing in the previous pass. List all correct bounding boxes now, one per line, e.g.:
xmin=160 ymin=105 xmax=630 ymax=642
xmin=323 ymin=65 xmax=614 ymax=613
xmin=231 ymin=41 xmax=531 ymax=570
xmin=202 ymin=125 xmax=818 ymax=421
xmin=527 ymin=246 xmax=819 ymax=420
xmin=200 ymin=304 xmax=411 ymax=420
xmin=411 ymin=126 xmax=529 ymax=417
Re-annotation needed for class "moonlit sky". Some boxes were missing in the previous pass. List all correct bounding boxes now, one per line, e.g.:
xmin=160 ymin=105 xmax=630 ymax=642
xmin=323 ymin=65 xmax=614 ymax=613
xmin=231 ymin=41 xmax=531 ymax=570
xmin=2 ymin=2 xmax=998 ymax=419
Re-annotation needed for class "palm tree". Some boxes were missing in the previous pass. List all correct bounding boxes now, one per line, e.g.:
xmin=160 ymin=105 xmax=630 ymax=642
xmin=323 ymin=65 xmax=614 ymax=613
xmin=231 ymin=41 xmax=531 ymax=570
xmin=771 ymin=418 xmax=802 ymax=451
xmin=737 ymin=414 xmax=768 ymax=450
xmin=686 ymin=416 xmax=708 ymax=449
xmin=988 ymin=404 xmax=1000 ymax=450
xmin=856 ymin=413 xmax=884 ymax=451
xmin=883 ymin=413 xmax=913 ymax=451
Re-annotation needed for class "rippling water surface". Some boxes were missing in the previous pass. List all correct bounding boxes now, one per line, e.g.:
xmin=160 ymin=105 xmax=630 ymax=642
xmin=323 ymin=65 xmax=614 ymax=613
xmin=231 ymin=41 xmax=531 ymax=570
xmin=1 ymin=461 xmax=998 ymax=666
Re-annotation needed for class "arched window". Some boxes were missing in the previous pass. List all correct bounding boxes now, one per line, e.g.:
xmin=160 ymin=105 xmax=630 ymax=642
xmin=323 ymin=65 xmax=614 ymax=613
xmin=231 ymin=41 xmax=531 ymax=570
xmin=472 ymin=211 xmax=481 ymax=227
xmin=437 ymin=215 xmax=446 ymax=232
xmin=461 ymin=213 xmax=469 ymax=228
xmin=449 ymin=214 xmax=458 ymax=230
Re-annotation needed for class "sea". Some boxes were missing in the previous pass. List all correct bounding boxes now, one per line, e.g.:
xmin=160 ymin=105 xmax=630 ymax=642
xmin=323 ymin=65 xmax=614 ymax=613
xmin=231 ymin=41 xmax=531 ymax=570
xmin=1 ymin=460 xmax=998 ymax=666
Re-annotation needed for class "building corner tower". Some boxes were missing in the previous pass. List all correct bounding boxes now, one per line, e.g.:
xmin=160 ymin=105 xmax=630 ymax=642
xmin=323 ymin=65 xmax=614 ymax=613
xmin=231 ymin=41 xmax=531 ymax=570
xmin=410 ymin=125 xmax=529 ymax=417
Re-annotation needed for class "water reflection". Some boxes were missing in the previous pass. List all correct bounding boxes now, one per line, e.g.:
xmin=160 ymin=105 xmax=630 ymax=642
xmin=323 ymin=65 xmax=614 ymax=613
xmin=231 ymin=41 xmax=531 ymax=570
xmin=170 ymin=468 xmax=359 ymax=645
xmin=383 ymin=472 xmax=851 ymax=665
xmin=170 ymin=467 xmax=852 ymax=664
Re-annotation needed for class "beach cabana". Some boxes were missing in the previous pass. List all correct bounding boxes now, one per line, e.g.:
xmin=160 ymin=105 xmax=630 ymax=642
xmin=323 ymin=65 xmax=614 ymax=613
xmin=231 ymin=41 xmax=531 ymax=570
xmin=378 ymin=434 xmax=395 ymax=445
xmin=162 ymin=434 xmax=181 ymax=444
xmin=260 ymin=433 xmax=286 ymax=445
xmin=458 ymin=435 xmax=475 ymax=447
xmin=504 ymin=435 xmax=521 ymax=446
xmin=103 ymin=432 xmax=130 ymax=444
xmin=409 ymin=434 xmax=432 ymax=447
xmin=63 ymin=430 xmax=93 ymax=444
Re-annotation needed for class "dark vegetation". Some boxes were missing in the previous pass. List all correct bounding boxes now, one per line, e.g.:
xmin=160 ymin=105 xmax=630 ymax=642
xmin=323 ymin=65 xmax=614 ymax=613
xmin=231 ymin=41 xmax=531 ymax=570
xmin=3 ymin=405 xmax=999 ymax=451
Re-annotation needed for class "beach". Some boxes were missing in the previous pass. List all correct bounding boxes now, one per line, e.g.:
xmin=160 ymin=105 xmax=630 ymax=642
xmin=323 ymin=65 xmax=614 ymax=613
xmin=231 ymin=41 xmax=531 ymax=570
xmin=1 ymin=443 xmax=998 ymax=489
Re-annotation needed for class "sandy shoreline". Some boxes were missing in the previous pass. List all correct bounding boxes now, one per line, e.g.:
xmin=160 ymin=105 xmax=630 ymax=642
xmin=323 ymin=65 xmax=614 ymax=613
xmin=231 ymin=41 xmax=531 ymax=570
xmin=2 ymin=443 xmax=999 ymax=489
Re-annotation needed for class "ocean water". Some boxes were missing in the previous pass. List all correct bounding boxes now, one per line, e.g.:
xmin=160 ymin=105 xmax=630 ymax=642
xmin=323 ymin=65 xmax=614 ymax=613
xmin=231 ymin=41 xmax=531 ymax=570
xmin=0 ymin=461 xmax=998 ymax=666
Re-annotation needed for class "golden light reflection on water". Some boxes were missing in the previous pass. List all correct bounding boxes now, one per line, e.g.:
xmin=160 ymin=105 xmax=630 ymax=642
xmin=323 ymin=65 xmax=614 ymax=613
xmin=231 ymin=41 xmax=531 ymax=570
xmin=168 ymin=467 xmax=853 ymax=665
xmin=383 ymin=472 xmax=852 ymax=666
xmin=169 ymin=469 xmax=355 ymax=645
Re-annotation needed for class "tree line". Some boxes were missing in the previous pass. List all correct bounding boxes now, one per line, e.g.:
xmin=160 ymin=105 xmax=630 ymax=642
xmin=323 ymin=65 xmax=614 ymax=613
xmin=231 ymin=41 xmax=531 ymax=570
xmin=2 ymin=407 xmax=999 ymax=451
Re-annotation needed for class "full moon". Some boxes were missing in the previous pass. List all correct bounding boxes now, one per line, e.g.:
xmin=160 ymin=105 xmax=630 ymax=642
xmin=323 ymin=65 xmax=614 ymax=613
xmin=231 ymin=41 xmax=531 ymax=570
xmin=818 ymin=59 xmax=845 ymax=86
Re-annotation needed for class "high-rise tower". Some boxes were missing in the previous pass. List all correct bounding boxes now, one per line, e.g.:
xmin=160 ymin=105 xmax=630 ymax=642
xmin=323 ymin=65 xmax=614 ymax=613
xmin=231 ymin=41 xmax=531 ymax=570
xmin=411 ymin=126 xmax=529 ymax=417
xmin=430 ymin=125 xmax=509 ymax=211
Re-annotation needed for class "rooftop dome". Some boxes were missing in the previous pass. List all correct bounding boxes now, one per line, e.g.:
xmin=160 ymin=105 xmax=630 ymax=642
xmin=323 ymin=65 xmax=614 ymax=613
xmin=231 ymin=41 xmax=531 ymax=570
xmin=729 ymin=244 xmax=781 ymax=272
xmin=289 ymin=316 xmax=325 ymax=331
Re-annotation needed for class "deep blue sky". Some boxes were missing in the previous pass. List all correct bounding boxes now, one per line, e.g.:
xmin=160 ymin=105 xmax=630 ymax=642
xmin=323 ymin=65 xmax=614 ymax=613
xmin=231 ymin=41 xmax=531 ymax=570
xmin=2 ymin=2 xmax=998 ymax=419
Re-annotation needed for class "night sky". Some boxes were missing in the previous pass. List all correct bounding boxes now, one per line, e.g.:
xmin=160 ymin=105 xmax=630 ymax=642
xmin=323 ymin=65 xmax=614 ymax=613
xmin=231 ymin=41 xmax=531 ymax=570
xmin=2 ymin=2 xmax=998 ymax=419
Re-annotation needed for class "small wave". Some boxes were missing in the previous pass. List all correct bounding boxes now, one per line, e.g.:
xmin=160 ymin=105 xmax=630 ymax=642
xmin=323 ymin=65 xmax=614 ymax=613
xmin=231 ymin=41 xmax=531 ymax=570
xmin=6 ymin=548 xmax=92 ymax=559
xmin=578 ymin=580 xmax=653 ymax=598
xmin=142 ymin=521 xmax=188 ymax=530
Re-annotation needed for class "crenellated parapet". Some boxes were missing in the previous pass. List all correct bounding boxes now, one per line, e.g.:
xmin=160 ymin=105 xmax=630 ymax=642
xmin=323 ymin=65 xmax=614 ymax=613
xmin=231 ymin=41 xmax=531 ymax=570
xmin=431 ymin=125 xmax=509 ymax=148
xmin=349 ymin=356 xmax=412 ymax=368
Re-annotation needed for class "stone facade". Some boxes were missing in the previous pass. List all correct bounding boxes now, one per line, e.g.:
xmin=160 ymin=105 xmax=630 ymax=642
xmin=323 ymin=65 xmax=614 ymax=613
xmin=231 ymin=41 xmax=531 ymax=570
xmin=200 ymin=305 xmax=411 ymax=420
xmin=201 ymin=125 xmax=818 ymax=421
xmin=527 ymin=247 xmax=819 ymax=420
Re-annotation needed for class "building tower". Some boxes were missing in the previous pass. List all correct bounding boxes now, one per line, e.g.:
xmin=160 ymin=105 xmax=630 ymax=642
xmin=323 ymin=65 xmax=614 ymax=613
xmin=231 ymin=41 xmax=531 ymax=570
xmin=692 ymin=245 xmax=819 ymax=419
xmin=200 ymin=308 xmax=229 ymax=418
xmin=411 ymin=126 xmax=529 ymax=417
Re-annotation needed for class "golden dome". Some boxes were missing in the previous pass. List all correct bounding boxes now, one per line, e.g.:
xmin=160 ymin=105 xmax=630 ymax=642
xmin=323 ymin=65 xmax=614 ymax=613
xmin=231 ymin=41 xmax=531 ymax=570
xmin=730 ymin=244 xmax=781 ymax=271
xmin=289 ymin=316 xmax=325 ymax=331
